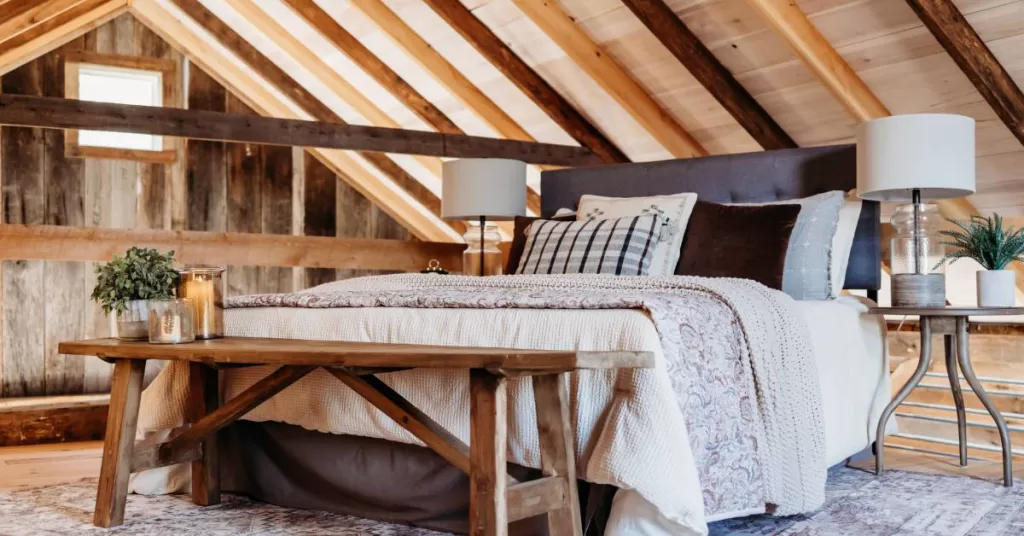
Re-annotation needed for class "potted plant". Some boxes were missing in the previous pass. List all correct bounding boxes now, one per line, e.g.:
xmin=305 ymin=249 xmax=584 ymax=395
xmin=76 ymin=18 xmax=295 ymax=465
xmin=937 ymin=214 xmax=1024 ymax=307
xmin=91 ymin=247 xmax=179 ymax=340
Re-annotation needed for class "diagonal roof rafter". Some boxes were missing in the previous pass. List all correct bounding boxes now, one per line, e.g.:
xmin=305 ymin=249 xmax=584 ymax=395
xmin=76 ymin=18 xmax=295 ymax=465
xmin=278 ymin=0 xmax=539 ymax=216
xmin=162 ymin=0 xmax=463 ymax=238
xmin=130 ymin=0 xmax=460 ymax=243
xmin=510 ymin=0 xmax=707 ymax=159
xmin=422 ymin=0 xmax=629 ymax=165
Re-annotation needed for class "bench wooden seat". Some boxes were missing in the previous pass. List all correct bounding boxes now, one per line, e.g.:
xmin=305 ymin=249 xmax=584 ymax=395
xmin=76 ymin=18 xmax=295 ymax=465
xmin=59 ymin=337 xmax=654 ymax=535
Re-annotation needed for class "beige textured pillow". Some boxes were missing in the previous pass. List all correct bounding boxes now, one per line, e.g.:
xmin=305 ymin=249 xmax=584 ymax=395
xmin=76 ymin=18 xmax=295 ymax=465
xmin=576 ymin=193 xmax=698 ymax=276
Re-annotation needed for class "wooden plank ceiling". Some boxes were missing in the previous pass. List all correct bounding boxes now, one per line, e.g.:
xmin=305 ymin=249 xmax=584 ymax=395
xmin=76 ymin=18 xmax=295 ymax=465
xmin=4 ymin=0 xmax=1024 ymax=232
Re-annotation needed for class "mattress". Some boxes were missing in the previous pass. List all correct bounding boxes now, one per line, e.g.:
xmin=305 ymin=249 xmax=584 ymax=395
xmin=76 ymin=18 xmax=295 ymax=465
xmin=132 ymin=293 xmax=888 ymax=535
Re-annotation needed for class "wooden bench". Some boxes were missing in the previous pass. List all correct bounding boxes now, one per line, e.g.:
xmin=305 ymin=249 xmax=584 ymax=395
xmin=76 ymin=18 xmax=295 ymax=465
xmin=59 ymin=337 xmax=654 ymax=535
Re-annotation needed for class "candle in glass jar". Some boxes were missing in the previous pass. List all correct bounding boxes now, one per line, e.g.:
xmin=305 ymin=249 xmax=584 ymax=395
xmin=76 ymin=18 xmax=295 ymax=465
xmin=178 ymin=266 xmax=225 ymax=339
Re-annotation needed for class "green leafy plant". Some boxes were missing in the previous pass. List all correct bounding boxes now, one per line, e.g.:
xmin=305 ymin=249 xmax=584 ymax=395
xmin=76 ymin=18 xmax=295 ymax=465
xmin=91 ymin=247 xmax=179 ymax=315
xmin=937 ymin=214 xmax=1024 ymax=271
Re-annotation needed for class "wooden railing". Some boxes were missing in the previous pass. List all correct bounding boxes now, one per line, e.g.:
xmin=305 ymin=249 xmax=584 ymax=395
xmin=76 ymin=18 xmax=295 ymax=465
xmin=0 ymin=224 xmax=465 ymax=272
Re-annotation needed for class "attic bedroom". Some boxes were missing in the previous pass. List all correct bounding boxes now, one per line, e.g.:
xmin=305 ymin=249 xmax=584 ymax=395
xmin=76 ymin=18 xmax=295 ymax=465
xmin=1 ymin=1 xmax=1023 ymax=535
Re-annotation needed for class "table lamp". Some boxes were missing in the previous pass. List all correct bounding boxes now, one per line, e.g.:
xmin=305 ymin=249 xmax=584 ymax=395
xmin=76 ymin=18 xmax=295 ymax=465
xmin=857 ymin=114 xmax=976 ymax=307
xmin=442 ymin=158 xmax=527 ymax=276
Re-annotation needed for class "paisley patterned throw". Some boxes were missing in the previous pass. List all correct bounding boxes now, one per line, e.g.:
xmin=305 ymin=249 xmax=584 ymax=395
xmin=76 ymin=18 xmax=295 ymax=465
xmin=222 ymin=274 xmax=826 ymax=528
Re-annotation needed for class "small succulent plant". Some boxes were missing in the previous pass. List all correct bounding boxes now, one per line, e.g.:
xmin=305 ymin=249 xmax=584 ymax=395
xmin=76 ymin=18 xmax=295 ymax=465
xmin=937 ymin=214 xmax=1024 ymax=271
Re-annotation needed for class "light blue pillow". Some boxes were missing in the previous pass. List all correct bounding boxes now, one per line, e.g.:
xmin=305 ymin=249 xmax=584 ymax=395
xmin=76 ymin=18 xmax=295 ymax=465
xmin=732 ymin=191 xmax=845 ymax=300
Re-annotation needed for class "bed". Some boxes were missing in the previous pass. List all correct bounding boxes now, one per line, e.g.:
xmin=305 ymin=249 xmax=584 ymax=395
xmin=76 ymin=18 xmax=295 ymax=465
xmin=130 ymin=145 xmax=889 ymax=536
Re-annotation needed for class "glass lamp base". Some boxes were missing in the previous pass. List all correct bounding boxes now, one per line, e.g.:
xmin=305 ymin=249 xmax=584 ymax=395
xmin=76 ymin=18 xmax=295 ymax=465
xmin=463 ymin=222 xmax=503 ymax=276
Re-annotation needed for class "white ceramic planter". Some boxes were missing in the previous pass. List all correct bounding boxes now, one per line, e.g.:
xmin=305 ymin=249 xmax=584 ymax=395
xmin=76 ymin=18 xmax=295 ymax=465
xmin=117 ymin=299 xmax=149 ymax=340
xmin=977 ymin=270 xmax=1016 ymax=307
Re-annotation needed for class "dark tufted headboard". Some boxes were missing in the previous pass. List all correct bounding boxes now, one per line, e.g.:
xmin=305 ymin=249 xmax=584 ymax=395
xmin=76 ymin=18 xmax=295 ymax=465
xmin=540 ymin=145 xmax=880 ymax=292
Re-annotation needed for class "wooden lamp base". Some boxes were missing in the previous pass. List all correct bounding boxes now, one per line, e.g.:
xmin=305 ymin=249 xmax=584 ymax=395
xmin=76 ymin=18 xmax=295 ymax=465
xmin=892 ymin=273 xmax=945 ymax=307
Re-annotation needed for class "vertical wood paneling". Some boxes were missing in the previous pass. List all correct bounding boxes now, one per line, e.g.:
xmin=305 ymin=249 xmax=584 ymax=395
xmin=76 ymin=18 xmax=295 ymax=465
xmin=258 ymin=144 xmax=292 ymax=294
xmin=136 ymin=23 xmax=173 ymax=231
xmin=42 ymin=38 xmax=86 ymax=396
xmin=290 ymin=146 xmax=305 ymax=291
xmin=303 ymin=153 xmax=336 ymax=288
xmin=0 ymin=13 xmax=420 ymax=399
xmin=225 ymin=93 xmax=262 ymax=298
xmin=1 ymin=57 xmax=46 ymax=397
xmin=185 ymin=66 xmax=226 ymax=233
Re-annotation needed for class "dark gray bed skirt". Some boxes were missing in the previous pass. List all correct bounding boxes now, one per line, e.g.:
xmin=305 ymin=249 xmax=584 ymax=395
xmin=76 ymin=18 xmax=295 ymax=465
xmin=217 ymin=421 xmax=614 ymax=535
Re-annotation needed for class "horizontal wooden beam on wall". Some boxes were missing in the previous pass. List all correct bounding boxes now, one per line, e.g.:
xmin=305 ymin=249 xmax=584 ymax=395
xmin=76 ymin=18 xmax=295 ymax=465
xmin=0 ymin=394 xmax=109 ymax=447
xmin=0 ymin=94 xmax=600 ymax=167
xmin=0 ymin=224 xmax=464 ymax=272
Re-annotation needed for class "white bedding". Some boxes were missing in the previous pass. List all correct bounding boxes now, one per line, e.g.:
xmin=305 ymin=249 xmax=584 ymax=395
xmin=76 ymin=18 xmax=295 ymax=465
xmin=131 ymin=290 xmax=887 ymax=534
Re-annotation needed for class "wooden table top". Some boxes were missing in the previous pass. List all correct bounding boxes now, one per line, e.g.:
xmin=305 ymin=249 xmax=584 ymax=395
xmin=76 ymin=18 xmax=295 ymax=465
xmin=869 ymin=306 xmax=1024 ymax=317
xmin=58 ymin=337 xmax=655 ymax=371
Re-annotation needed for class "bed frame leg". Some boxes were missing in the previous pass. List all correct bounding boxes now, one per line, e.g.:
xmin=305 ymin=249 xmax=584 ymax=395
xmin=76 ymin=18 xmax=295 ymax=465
xmin=533 ymin=373 xmax=583 ymax=536
xmin=470 ymin=369 xmax=508 ymax=536
xmin=188 ymin=363 xmax=221 ymax=506
xmin=94 ymin=359 xmax=146 ymax=528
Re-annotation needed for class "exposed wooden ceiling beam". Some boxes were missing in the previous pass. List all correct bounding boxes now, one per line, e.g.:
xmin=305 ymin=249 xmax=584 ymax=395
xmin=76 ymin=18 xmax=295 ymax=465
xmin=422 ymin=0 xmax=628 ymax=164
xmin=0 ymin=94 xmax=599 ymax=167
xmin=0 ymin=0 xmax=127 ymax=75
xmin=0 ymin=0 xmax=85 ymax=42
xmin=511 ymin=0 xmax=705 ymax=158
xmin=744 ymin=0 xmax=1024 ymax=294
xmin=224 ymin=0 xmax=443 ymax=180
xmin=165 ymin=0 xmax=453 ymax=233
xmin=621 ymin=0 xmax=796 ymax=151
xmin=350 ymin=0 xmax=532 ymax=145
xmin=130 ymin=0 xmax=459 ymax=243
xmin=744 ymin=0 xmax=890 ymax=122
xmin=906 ymin=0 xmax=1024 ymax=149
xmin=259 ymin=0 xmax=539 ymax=216
xmin=282 ymin=0 xmax=460 ymax=135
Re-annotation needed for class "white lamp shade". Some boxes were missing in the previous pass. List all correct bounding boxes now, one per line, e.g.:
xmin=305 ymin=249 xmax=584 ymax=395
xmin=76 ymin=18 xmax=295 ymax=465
xmin=442 ymin=158 xmax=527 ymax=220
xmin=856 ymin=114 xmax=976 ymax=201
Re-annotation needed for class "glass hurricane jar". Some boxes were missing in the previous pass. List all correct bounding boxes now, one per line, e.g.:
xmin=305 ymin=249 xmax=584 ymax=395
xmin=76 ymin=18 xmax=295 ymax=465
xmin=462 ymin=222 xmax=503 ymax=276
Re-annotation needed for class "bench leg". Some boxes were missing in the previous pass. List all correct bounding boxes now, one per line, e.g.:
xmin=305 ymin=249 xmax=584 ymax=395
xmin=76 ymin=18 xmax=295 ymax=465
xmin=188 ymin=363 xmax=221 ymax=506
xmin=532 ymin=373 xmax=583 ymax=536
xmin=94 ymin=359 xmax=146 ymax=528
xmin=470 ymin=369 xmax=508 ymax=536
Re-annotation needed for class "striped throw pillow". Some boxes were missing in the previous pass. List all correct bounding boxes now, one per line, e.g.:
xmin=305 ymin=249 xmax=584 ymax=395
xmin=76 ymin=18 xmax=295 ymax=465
xmin=516 ymin=215 xmax=663 ymax=275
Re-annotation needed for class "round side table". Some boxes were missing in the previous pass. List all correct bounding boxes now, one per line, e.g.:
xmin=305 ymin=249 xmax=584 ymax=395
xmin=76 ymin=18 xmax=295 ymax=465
xmin=870 ymin=306 xmax=1024 ymax=487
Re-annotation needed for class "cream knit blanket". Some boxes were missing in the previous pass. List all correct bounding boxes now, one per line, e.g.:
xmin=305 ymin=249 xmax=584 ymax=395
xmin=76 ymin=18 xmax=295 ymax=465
xmin=135 ymin=274 xmax=825 ymax=535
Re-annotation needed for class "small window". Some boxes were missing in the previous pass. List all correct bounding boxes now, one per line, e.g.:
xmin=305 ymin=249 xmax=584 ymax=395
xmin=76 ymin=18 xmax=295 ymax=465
xmin=65 ymin=52 xmax=179 ymax=164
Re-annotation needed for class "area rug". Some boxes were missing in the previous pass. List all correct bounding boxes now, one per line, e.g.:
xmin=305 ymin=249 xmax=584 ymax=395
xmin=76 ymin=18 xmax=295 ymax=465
xmin=1 ymin=467 xmax=1022 ymax=535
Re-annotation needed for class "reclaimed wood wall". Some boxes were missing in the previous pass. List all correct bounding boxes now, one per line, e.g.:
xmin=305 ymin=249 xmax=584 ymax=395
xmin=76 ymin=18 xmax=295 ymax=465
xmin=0 ymin=14 xmax=410 ymax=398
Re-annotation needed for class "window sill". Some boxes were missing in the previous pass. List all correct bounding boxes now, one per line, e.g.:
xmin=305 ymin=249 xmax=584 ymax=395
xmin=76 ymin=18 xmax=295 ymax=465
xmin=66 ymin=145 xmax=178 ymax=164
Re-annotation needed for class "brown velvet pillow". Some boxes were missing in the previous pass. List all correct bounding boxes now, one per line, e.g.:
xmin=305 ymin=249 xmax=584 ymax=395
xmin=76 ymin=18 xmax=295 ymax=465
xmin=676 ymin=201 xmax=801 ymax=290
xmin=505 ymin=214 xmax=576 ymax=274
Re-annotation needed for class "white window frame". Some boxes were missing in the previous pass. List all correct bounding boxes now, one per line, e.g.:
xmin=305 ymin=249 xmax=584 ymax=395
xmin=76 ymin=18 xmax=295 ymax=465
xmin=64 ymin=51 xmax=179 ymax=164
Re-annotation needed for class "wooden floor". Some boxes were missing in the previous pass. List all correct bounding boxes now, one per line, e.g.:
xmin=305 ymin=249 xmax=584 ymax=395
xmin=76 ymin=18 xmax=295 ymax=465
xmin=0 ymin=441 xmax=1020 ymax=491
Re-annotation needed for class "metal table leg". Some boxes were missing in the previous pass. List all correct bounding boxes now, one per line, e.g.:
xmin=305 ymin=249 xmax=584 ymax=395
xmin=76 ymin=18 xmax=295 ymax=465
xmin=877 ymin=316 xmax=934 ymax=476
xmin=955 ymin=317 xmax=1014 ymax=487
xmin=945 ymin=333 xmax=968 ymax=467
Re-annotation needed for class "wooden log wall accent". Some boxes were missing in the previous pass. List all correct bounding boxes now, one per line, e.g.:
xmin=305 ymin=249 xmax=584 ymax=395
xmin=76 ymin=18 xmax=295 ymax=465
xmin=0 ymin=13 xmax=439 ymax=401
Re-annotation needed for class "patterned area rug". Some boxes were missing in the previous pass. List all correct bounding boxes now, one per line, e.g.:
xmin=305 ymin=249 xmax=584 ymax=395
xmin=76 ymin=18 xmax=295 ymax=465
xmin=1 ymin=467 xmax=1023 ymax=535
xmin=710 ymin=466 xmax=1024 ymax=535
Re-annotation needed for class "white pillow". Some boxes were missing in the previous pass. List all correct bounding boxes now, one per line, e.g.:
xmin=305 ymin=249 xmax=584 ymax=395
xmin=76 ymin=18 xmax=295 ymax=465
xmin=831 ymin=190 xmax=863 ymax=294
xmin=576 ymin=193 xmax=698 ymax=276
